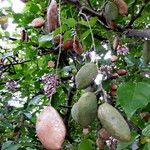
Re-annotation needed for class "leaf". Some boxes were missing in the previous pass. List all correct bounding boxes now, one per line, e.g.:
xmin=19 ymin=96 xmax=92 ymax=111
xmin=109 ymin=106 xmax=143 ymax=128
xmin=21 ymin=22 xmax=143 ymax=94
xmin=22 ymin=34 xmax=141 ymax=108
xmin=81 ymin=30 xmax=90 ymax=40
xmin=143 ymin=142 xmax=150 ymax=150
xmin=78 ymin=139 xmax=93 ymax=150
xmin=28 ymin=95 xmax=42 ymax=106
xmin=117 ymin=82 xmax=150 ymax=118
xmin=38 ymin=33 xmax=53 ymax=47
xmin=89 ymin=17 xmax=98 ymax=27
xmin=142 ymin=124 xmax=150 ymax=137
xmin=66 ymin=18 xmax=76 ymax=28
xmin=2 ymin=141 xmax=20 ymax=150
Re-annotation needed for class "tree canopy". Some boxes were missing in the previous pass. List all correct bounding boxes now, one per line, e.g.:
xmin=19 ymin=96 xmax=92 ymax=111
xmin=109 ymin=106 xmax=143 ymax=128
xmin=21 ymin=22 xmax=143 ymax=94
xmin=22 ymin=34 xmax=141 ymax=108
xmin=0 ymin=0 xmax=150 ymax=150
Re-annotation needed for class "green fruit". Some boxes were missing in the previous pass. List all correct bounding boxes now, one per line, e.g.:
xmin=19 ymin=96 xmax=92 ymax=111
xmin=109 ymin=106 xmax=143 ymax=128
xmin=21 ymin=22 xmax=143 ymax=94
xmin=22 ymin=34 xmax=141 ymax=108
xmin=71 ymin=92 xmax=97 ymax=127
xmin=71 ymin=102 xmax=79 ymax=123
xmin=105 ymin=2 xmax=119 ymax=20
xmin=98 ymin=103 xmax=131 ymax=141
xmin=75 ymin=63 xmax=98 ymax=89
xmin=143 ymin=40 xmax=150 ymax=64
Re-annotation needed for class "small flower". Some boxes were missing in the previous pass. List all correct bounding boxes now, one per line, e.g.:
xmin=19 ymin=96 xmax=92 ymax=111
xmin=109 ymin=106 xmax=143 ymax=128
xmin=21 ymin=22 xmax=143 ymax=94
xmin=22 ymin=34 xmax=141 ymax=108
xmin=117 ymin=45 xmax=129 ymax=55
xmin=42 ymin=74 xmax=61 ymax=98
xmin=6 ymin=80 xmax=17 ymax=90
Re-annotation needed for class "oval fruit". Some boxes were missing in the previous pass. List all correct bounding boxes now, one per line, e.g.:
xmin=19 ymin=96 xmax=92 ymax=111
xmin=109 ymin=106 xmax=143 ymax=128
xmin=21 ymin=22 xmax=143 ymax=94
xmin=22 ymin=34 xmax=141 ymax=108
xmin=36 ymin=106 xmax=66 ymax=150
xmin=71 ymin=92 xmax=97 ymax=128
xmin=75 ymin=63 xmax=98 ymax=89
xmin=31 ymin=17 xmax=45 ymax=28
xmin=105 ymin=2 xmax=118 ymax=21
xmin=113 ymin=0 xmax=128 ymax=16
xmin=47 ymin=0 xmax=58 ymax=32
xmin=98 ymin=103 xmax=131 ymax=141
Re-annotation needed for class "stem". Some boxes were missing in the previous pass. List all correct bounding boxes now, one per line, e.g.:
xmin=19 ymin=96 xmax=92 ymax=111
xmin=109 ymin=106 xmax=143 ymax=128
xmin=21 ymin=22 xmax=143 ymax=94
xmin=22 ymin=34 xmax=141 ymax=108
xmin=56 ymin=0 xmax=62 ymax=74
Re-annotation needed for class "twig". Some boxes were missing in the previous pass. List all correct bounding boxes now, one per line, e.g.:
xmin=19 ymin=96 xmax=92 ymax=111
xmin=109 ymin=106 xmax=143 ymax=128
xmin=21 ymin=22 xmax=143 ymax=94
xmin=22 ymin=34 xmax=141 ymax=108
xmin=56 ymin=0 xmax=63 ymax=74
xmin=125 ymin=1 xmax=149 ymax=29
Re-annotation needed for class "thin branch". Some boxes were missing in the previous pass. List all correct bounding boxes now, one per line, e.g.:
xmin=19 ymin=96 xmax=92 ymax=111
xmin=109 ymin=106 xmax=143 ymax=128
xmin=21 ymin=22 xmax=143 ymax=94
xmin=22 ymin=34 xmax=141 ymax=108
xmin=124 ymin=29 xmax=150 ymax=39
xmin=125 ymin=1 xmax=149 ymax=28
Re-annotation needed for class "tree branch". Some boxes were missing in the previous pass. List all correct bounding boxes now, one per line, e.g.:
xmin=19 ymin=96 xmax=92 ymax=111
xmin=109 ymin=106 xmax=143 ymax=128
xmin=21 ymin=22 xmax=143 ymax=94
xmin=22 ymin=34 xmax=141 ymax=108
xmin=124 ymin=29 xmax=150 ymax=39
xmin=125 ymin=1 xmax=149 ymax=29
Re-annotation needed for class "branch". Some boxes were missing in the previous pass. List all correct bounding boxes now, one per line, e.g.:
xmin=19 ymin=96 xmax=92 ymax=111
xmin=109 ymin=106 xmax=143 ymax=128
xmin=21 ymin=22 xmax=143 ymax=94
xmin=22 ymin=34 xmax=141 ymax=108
xmin=125 ymin=1 xmax=149 ymax=28
xmin=124 ymin=29 xmax=150 ymax=39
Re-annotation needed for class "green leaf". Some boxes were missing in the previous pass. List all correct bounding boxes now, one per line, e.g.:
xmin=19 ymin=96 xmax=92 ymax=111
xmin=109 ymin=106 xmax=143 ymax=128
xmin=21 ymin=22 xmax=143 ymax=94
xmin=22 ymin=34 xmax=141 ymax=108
xmin=117 ymin=82 xmax=150 ymax=118
xmin=78 ymin=139 xmax=93 ymax=150
xmin=2 ymin=141 xmax=20 ymax=150
xmin=89 ymin=17 xmax=98 ymax=27
xmin=143 ymin=142 xmax=150 ymax=150
xmin=81 ymin=30 xmax=90 ymax=40
xmin=29 ymin=3 xmax=40 ymax=13
xmin=142 ymin=124 xmax=150 ymax=137
xmin=66 ymin=18 xmax=76 ymax=28
xmin=38 ymin=33 xmax=53 ymax=46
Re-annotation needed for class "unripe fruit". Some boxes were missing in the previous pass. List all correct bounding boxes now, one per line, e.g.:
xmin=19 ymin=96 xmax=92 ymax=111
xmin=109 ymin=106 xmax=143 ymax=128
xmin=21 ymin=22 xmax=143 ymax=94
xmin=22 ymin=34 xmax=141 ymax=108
xmin=75 ymin=63 xmax=98 ymax=89
xmin=98 ymin=103 xmax=131 ymax=141
xmin=63 ymin=39 xmax=73 ymax=50
xmin=143 ymin=40 xmax=150 ymax=64
xmin=47 ymin=0 xmax=58 ymax=32
xmin=113 ymin=0 xmax=128 ymax=15
xmin=31 ymin=17 xmax=45 ymax=28
xmin=96 ymin=138 xmax=105 ymax=149
xmin=71 ymin=92 xmax=97 ymax=128
xmin=105 ymin=2 xmax=119 ymax=21
xmin=36 ymin=106 xmax=66 ymax=150
xmin=98 ymin=128 xmax=111 ymax=140
xmin=116 ymin=69 xmax=127 ymax=76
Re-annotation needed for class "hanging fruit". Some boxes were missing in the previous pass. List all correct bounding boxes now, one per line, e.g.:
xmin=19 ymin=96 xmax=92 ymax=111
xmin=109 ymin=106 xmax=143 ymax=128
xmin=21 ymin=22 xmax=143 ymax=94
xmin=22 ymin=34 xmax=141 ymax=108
xmin=113 ymin=0 xmax=128 ymax=16
xmin=71 ymin=92 xmax=97 ymax=128
xmin=75 ymin=63 xmax=98 ymax=89
xmin=47 ymin=0 xmax=59 ymax=32
xmin=104 ymin=1 xmax=119 ymax=21
xmin=36 ymin=106 xmax=66 ymax=150
xmin=98 ymin=103 xmax=131 ymax=141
